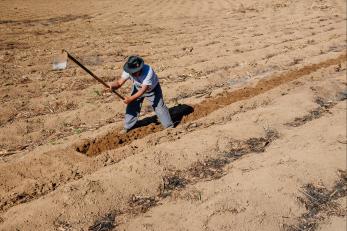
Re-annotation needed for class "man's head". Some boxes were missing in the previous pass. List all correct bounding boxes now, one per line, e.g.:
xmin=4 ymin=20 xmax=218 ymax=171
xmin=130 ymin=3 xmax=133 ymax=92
xmin=123 ymin=55 xmax=144 ymax=76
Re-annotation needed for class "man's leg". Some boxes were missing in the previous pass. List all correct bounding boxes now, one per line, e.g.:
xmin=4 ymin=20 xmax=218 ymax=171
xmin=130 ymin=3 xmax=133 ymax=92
xmin=145 ymin=84 xmax=174 ymax=128
xmin=124 ymin=87 xmax=144 ymax=130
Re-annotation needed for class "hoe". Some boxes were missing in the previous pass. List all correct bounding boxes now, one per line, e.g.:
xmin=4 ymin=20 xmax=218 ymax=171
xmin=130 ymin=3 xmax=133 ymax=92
xmin=52 ymin=50 xmax=124 ymax=100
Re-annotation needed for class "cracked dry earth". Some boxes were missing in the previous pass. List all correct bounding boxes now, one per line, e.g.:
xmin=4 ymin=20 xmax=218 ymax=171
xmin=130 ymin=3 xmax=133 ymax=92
xmin=0 ymin=0 xmax=346 ymax=230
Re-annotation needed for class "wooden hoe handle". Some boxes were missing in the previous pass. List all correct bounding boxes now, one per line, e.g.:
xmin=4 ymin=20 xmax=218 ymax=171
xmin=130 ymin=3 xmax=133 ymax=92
xmin=63 ymin=49 xmax=125 ymax=100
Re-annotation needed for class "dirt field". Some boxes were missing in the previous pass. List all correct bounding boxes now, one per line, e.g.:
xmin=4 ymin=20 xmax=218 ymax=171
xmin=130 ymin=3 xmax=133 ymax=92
xmin=0 ymin=0 xmax=346 ymax=230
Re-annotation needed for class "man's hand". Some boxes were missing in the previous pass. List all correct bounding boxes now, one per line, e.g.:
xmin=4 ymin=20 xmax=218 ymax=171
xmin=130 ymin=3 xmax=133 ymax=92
xmin=123 ymin=96 xmax=132 ymax=105
xmin=122 ymin=85 xmax=149 ymax=105
xmin=109 ymin=82 xmax=120 ymax=91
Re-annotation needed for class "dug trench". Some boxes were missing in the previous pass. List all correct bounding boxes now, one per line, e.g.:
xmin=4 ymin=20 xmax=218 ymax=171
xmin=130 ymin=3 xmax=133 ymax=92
xmin=75 ymin=54 xmax=346 ymax=156
xmin=86 ymin=129 xmax=279 ymax=230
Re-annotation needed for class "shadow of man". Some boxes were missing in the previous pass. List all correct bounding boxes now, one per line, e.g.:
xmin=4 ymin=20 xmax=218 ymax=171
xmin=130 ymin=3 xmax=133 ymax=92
xmin=133 ymin=104 xmax=194 ymax=129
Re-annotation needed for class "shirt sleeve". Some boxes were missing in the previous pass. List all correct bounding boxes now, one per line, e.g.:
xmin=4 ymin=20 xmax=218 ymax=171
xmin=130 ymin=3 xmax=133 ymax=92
xmin=121 ymin=71 xmax=130 ymax=80
xmin=142 ymin=67 xmax=154 ymax=86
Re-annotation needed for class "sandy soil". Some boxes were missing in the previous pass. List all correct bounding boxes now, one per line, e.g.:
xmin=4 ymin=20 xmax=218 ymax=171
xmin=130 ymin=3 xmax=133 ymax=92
xmin=0 ymin=0 xmax=346 ymax=230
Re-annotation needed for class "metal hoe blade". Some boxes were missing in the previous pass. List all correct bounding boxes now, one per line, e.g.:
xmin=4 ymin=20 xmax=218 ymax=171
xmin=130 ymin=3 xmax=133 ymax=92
xmin=52 ymin=52 xmax=68 ymax=70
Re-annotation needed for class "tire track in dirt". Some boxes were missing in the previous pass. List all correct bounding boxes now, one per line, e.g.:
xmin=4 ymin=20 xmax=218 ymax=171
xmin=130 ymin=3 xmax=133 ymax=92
xmin=75 ymin=54 xmax=346 ymax=156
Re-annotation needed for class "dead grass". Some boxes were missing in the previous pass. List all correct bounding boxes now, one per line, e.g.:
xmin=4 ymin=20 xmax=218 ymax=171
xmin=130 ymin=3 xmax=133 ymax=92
xmin=285 ymin=98 xmax=337 ymax=127
xmin=88 ymin=212 xmax=117 ymax=231
xmin=128 ymin=195 xmax=158 ymax=213
xmin=160 ymin=129 xmax=279 ymax=197
xmin=285 ymin=170 xmax=347 ymax=231
xmin=160 ymin=174 xmax=188 ymax=198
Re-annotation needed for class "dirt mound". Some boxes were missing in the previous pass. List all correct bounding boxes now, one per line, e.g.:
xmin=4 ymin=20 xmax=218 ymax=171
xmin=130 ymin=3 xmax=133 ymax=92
xmin=75 ymin=104 xmax=193 ymax=156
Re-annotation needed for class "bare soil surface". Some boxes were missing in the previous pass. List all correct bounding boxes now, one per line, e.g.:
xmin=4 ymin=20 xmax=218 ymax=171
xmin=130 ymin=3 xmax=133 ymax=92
xmin=0 ymin=0 xmax=346 ymax=230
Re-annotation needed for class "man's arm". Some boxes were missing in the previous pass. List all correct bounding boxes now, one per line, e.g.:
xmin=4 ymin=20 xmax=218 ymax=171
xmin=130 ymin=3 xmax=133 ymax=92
xmin=124 ymin=85 xmax=149 ymax=104
xmin=110 ymin=78 xmax=127 ymax=90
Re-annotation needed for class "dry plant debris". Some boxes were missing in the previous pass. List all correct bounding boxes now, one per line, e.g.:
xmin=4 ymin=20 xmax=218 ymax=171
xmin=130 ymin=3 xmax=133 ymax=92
xmin=88 ymin=212 xmax=117 ymax=231
xmin=285 ymin=170 xmax=347 ymax=231
xmin=128 ymin=195 xmax=158 ymax=213
xmin=161 ymin=129 xmax=279 ymax=197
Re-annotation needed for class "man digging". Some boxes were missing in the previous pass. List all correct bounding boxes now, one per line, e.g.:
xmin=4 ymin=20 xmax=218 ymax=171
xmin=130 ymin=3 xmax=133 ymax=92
xmin=110 ymin=56 xmax=174 ymax=133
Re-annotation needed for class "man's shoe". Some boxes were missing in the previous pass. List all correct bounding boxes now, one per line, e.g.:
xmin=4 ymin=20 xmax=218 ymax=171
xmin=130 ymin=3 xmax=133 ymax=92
xmin=166 ymin=124 xmax=175 ymax=130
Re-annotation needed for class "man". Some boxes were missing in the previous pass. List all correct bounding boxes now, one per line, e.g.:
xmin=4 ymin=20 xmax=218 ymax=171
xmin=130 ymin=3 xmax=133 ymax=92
xmin=110 ymin=55 xmax=174 ymax=133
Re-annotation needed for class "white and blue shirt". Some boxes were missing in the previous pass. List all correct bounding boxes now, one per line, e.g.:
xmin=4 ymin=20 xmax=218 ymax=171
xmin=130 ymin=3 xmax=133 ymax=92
xmin=121 ymin=64 xmax=159 ymax=91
